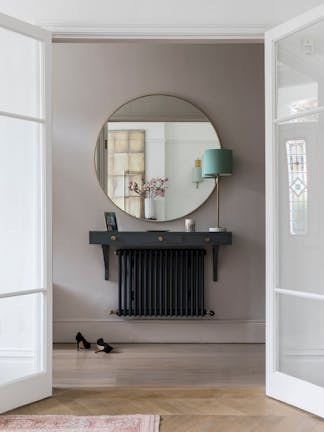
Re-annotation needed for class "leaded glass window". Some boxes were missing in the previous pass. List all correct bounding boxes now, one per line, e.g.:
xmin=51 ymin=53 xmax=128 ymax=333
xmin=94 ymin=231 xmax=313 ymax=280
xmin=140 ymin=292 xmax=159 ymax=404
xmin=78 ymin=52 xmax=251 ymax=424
xmin=286 ymin=140 xmax=308 ymax=235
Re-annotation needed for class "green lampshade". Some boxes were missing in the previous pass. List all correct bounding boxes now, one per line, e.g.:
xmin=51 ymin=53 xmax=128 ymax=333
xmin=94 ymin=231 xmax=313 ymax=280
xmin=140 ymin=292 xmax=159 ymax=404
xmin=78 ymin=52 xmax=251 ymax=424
xmin=202 ymin=149 xmax=233 ymax=178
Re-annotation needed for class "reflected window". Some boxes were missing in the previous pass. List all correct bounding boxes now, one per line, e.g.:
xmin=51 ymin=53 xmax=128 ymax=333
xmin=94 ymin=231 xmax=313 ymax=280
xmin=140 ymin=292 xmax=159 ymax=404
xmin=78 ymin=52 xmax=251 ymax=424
xmin=286 ymin=140 xmax=308 ymax=235
xmin=289 ymin=98 xmax=319 ymax=123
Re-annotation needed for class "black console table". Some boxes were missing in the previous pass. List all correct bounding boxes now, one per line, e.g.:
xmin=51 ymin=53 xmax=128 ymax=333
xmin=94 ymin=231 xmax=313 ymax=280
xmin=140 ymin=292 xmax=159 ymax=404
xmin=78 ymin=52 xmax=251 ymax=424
xmin=89 ymin=231 xmax=232 ymax=282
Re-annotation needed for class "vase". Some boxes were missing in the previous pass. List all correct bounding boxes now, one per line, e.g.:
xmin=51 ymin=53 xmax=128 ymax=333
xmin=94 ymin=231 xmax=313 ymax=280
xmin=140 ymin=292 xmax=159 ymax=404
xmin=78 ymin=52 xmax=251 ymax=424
xmin=144 ymin=197 xmax=156 ymax=219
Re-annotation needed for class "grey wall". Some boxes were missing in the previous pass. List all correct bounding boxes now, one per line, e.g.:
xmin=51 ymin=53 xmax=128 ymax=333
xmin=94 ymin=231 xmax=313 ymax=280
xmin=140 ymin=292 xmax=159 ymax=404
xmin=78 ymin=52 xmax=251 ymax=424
xmin=53 ymin=42 xmax=265 ymax=343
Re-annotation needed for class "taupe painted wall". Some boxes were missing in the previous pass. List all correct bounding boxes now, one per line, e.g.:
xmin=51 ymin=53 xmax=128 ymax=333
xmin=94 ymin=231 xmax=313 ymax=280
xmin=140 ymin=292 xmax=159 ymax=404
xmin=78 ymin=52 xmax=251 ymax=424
xmin=53 ymin=42 xmax=265 ymax=343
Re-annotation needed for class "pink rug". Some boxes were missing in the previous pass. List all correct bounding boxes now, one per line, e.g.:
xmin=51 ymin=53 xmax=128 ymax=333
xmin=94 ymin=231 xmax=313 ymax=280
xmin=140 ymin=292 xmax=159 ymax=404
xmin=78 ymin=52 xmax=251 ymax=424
xmin=0 ymin=415 xmax=160 ymax=432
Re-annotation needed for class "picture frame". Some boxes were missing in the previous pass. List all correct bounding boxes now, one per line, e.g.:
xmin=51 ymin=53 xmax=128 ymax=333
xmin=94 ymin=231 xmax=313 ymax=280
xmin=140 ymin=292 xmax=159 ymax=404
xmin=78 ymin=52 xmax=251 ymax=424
xmin=104 ymin=212 xmax=118 ymax=231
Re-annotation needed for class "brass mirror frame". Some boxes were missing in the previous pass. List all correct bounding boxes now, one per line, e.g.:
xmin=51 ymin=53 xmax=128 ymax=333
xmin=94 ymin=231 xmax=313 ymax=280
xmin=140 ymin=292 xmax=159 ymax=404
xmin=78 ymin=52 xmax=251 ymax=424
xmin=94 ymin=93 xmax=221 ymax=223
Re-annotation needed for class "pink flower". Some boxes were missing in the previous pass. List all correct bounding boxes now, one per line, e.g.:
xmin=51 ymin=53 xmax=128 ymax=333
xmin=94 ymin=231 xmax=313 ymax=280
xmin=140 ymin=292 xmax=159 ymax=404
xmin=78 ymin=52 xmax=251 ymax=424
xmin=128 ymin=177 xmax=168 ymax=198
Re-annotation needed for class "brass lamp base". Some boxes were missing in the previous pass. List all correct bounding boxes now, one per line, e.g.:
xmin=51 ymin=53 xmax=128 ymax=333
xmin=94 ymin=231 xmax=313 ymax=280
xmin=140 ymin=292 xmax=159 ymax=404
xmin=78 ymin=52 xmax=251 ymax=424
xmin=211 ymin=176 xmax=227 ymax=233
xmin=209 ymin=227 xmax=227 ymax=232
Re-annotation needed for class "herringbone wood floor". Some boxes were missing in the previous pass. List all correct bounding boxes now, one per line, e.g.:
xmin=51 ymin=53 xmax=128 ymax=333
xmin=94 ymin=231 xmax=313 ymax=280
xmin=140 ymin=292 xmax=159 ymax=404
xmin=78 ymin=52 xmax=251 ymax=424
xmin=8 ymin=387 xmax=324 ymax=431
xmin=6 ymin=345 xmax=324 ymax=430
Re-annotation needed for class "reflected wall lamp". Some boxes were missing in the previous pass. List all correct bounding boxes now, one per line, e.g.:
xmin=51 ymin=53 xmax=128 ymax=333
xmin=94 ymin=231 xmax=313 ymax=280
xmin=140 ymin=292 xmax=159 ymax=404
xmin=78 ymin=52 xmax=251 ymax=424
xmin=192 ymin=158 xmax=203 ymax=188
xmin=202 ymin=148 xmax=233 ymax=232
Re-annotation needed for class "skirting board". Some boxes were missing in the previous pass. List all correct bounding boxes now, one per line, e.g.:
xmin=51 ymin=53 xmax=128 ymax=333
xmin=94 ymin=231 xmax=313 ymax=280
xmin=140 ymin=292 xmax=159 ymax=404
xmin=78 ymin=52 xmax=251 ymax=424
xmin=53 ymin=319 xmax=265 ymax=343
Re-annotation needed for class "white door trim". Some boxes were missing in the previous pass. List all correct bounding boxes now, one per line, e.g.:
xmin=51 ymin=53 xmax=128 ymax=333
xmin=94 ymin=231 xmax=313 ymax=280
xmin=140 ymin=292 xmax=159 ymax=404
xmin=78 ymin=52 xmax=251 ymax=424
xmin=0 ymin=12 xmax=49 ymax=40
xmin=38 ymin=23 xmax=266 ymax=42
xmin=265 ymin=3 xmax=324 ymax=43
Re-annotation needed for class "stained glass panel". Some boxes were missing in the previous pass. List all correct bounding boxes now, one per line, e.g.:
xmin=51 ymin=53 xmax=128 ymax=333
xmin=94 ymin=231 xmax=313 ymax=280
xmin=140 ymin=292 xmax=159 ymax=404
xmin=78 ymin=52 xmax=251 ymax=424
xmin=286 ymin=140 xmax=307 ymax=235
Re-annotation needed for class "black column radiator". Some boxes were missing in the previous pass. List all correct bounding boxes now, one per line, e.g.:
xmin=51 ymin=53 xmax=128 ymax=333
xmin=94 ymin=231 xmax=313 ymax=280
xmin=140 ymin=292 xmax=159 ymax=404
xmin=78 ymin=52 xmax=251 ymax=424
xmin=116 ymin=249 xmax=206 ymax=317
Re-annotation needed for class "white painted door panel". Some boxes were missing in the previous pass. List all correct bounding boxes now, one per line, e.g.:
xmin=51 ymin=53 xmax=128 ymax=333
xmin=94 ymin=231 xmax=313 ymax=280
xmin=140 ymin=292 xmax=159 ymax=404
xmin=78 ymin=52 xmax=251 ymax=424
xmin=266 ymin=3 xmax=324 ymax=418
xmin=0 ymin=12 xmax=52 ymax=413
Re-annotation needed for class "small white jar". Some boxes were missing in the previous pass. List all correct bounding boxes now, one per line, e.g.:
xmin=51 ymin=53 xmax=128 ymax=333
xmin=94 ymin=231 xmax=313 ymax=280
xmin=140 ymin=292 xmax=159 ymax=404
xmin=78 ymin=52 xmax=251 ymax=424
xmin=185 ymin=219 xmax=195 ymax=232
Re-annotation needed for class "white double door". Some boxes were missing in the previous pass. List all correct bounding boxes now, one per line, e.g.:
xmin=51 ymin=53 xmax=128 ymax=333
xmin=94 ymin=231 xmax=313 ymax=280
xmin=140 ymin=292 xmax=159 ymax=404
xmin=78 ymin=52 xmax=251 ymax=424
xmin=266 ymin=3 xmax=324 ymax=418
xmin=0 ymin=13 xmax=52 ymax=413
xmin=2 ymin=3 xmax=324 ymax=418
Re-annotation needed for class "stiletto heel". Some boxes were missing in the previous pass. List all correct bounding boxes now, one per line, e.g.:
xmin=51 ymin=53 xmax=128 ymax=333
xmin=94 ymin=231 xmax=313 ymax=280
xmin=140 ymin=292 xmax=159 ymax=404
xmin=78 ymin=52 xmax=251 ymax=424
xmin=75 ymin=332 xmax=91 ymax=350
xmin=95 ymin=338 xmax=113 ymax=354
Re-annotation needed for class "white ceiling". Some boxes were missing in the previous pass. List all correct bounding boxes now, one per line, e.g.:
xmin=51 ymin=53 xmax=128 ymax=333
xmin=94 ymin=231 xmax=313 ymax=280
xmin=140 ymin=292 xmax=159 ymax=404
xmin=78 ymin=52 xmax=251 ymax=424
xmin=0 ymin=0 xmax=323 ymax=37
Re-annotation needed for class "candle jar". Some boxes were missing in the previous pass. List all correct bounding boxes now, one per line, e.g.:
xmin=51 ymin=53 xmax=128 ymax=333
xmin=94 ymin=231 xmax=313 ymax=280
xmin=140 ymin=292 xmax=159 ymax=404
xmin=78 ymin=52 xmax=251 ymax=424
xmin=185 ymin=219 xmax=195 ymax=232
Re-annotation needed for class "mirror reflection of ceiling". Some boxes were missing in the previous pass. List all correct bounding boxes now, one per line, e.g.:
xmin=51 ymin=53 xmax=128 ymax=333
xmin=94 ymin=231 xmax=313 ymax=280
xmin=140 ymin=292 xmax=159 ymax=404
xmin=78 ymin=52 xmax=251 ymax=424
xmin=109 ymin=95 xmax=208 ymax=122
xmin=95 ymin=95 xmax=220 ymax=222
xmin=277 ymin=19 xmax=324 ymax=122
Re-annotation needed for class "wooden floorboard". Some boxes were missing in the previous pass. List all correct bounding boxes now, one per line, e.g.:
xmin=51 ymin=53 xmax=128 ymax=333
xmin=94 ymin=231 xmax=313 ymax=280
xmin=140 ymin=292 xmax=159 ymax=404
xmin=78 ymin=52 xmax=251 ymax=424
xmin=8 ymin=387 xmax=324 ymax=431
xmin=5 ymin=344 xmax=324 ymax=430
xmin=53 ymin=343 xmax=265 ymax=387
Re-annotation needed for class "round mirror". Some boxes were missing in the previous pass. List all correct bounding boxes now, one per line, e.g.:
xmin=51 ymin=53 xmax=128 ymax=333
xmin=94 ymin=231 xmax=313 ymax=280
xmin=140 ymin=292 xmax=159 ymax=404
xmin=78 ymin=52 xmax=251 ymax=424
xmin=95 ymin=94 xmax=220 ymax=222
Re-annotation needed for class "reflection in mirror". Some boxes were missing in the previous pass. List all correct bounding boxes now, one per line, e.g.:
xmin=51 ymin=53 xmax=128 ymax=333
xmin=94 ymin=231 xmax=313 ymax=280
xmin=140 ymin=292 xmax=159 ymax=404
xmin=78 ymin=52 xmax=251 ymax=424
xmin=276 ymin=19 xmax=324 ymax=121
xmin=95 ymin=95 xmax=221 ymax=221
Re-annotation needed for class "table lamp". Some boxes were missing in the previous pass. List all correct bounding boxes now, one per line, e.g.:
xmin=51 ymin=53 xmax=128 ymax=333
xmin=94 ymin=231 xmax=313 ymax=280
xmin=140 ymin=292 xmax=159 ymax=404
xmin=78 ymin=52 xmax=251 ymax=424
xmin=202 ymin=149 xmax=233 ymax=232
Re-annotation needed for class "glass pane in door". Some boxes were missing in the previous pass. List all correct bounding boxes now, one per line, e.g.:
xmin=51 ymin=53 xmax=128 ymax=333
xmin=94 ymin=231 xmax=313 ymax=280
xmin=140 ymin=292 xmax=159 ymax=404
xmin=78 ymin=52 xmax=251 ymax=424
xmin=274 ymin=13 xmax=324 ymax=392
xmin=0 ymin=293 xmax=43 ymax=384
xmin=0 ymin=27 xmax=42 ymax=118
xmin=0 ymin=116 xmax=43 ymax=294
xmin=276 ymin=113 xmax=324 ymax=295
xmin=276 ymin=19 xmax=324 ymax=119
xmin=278 ymin=293 xmax=324 ymax=387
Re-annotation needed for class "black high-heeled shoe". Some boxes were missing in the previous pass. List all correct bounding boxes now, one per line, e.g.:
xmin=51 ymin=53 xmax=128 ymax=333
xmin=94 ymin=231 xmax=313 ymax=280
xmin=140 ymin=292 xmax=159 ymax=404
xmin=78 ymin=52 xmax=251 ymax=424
xmin=95 ymin=338 xmax=113 ymax=354
xmin=75 ymin=332 xmax=91 ymax=350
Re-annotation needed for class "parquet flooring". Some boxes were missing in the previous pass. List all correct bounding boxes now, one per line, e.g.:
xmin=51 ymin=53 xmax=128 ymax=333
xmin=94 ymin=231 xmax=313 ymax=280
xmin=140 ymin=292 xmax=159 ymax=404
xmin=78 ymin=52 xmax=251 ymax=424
xmin=8 ymin=387 xmax=324 ymax=431
xmin=5 ymin=344 xmax=324 ymax=430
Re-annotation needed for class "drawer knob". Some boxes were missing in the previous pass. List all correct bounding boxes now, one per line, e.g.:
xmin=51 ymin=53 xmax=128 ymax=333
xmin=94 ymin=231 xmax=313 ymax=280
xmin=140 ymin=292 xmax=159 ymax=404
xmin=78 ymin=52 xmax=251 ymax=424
xmin=110 ymin=235 xmax=117 ymax=241
xmin=205 ymin=237 xmax=211 ymax=242
xmin=158 ymin=235 xmax=164 ymax=242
